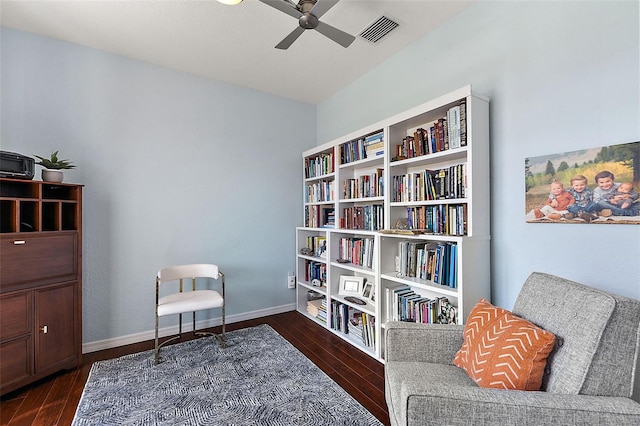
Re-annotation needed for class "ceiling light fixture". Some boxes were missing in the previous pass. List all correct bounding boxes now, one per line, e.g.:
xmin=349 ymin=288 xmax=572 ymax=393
xmin=217 ymin=0 xmax=243 ymax=5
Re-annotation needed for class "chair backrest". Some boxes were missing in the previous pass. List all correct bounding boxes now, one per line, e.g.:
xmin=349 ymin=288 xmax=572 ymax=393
xmin=157 ymin=264 xmax=220 ymax=284
xmin=512 ymin=272 xmax=640 ymax=397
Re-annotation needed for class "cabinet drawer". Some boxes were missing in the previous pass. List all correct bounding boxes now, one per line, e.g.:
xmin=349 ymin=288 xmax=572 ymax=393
xmin=0 ymin=234 xmax=78 ymax=289
xmin=0 ymin=291 xmax=31 ymax=341
xmin=0 ymin=336 xmax=32 ymax=387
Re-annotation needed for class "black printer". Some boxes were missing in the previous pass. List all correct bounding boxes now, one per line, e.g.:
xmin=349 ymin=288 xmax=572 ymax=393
xmin=0 ymin=151 xmax=35 ymax=179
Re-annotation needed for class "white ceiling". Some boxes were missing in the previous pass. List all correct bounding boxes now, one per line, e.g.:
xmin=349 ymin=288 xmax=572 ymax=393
xmin=0 ymin=0 xmax=474 ymax=104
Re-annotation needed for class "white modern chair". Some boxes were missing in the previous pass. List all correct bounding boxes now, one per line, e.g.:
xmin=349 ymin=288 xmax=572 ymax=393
xmin=154 ymin=263 xmax=225 ymax=364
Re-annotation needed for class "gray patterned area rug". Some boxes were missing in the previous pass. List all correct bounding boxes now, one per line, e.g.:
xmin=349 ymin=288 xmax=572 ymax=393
xmin=72 ymin=324 xmax=383 ymax=425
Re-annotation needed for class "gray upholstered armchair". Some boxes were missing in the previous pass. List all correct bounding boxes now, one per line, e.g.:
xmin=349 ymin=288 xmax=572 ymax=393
xmin=384 ymin=272 xmax=640 ymax=425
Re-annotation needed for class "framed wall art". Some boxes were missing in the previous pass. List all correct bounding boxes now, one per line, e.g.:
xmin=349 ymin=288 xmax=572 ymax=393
xmin=525 ymin=141 xmax=639 ymax=225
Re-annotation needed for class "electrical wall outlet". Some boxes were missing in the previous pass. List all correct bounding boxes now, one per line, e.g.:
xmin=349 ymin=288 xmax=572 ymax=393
xmin=287 ymin=272 xmax=296 ymax=289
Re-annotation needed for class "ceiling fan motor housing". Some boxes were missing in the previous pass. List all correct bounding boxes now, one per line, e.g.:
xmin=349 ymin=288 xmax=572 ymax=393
xmin=299 ymin=13 xmax=319 ymax=29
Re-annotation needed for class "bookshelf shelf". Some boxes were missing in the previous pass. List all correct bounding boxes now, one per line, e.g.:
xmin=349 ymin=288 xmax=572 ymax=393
xmin=338 ymin=196 xmax=385 ymax=204
xmin=338 ymin=155 xmax=384 ymax=170
xmin=330 ymin=262 xmax=375 ymax=275
xmin=331 ymin=294 xmax=376 ymax=316
xmin=296 ymin=85 xmax=490 ymax=362
xmin=305 ymin=171 xmax=335 ymax=180
xmin=380 ymin=273 xmax=459 ymax=297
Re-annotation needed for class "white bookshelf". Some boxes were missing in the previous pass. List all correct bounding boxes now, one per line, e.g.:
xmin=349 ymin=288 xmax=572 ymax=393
xmin=296 ymin=85 xmax=490 ymax=362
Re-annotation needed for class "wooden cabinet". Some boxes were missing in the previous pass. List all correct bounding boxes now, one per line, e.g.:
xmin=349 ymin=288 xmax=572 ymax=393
xmin=0 ymin=178 xmax=82 ymax=395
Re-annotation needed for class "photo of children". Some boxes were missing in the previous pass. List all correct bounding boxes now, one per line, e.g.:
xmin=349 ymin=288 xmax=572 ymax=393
xmin=531 ymin=179 xmax=574 ymax=220
xmin=525 ymin=141 xmax=640 ymax=224
xmin=601 ymin=179 xmax=640 ymax=213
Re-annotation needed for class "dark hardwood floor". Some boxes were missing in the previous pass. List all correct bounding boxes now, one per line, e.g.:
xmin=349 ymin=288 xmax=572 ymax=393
xmin=1 ymin=311 xmax=390 ymax=426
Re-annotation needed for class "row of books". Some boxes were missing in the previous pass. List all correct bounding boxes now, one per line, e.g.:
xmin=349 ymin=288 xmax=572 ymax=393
xmin=304 ymin=206 xmax=335 ymax=228
xmin=342 ymin=168 xmax=384 ymax=200
xmin=304 ymin=235 xmax=327 ymax=258
xmin=305 ymin=179 xmax=334 ymax=203
xmin=331 ymin=301 xmax=375 ymax=347
xmin=337 ymin=236 xmax=375 ymax=268
xmin=303 ymin=260 xmax=327 ymax=286
xmin=392 ymin=100 xmax=467 ymax=160
xmin=307 ymin=298 xmax=327 ymax=324
xmin=305 ymin=151 xmax=334 ymax=179
xmin=386 ymin=285 xmax=457 ymax=324
xmin=405 ymin=204 xmax=467 ymax=236
xmin=391 ymin=163 xmax=467 ymax=202
xmin=340 ymin=205 xmax=384 ymax=231
xmin=396 ymin=240 xmax=458 ymax=287
xmin=340 ymin=131 xmax=384 ymax=164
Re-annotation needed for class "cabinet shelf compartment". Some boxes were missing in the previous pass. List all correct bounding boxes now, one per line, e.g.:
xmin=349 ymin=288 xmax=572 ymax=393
xmin=42 ymin=184 xmax=80 ymax=201
xmin=299 ymin=293 xmax=327 ymax=326
xmin=389 ymin=204 xmax=468 ymax=236
xmin=20 ymin=201 xmax=39 ymax=233
xmin=305 ymin=179 xmax=334 ymax=204
xmin=330 ymin=231 xmax=376 ymax=270
xmin=42 ymin=202 xmax=60 ymax=231
xmin=304 ymin=148 xmax=335 ymax=179
xmin=328 ymin=269 xmax=375 ymax=309
xmin=0 ymin=200 xmax=17 ymax=232
xmin=339 ymin=129 xmax=384 ymax=166
xmin=381 ymin=277 xmax=459 ymax=324
xmin=339 ymin=204 xmax=384 ymax=231
xmin=304 ymin=205 xmax=335 ymax=229
xmin=389 ymin=97 xmax=468 ymax=162
xmin=61 ymin=203 xmax=78 ymax=230
xmin=380 ymin=234 xmax=461 ymax=289
xmin=339 ymin=157 xmax=384 ymax=203
xmin=329 ymin=300 xmax=376 ymax=354
xmin=0 ymin=180 xmax=39 ymax=199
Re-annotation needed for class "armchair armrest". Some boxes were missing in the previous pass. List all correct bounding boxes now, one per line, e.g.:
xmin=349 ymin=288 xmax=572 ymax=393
xmin=384 ymin=321 xmax=464 ymax=364
xmin=400 ymin=384 xmax=640 ymax=425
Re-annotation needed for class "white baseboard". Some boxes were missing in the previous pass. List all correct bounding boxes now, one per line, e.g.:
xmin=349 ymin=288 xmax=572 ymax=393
xmin=82 ymin=303 xmax=296 ymax=354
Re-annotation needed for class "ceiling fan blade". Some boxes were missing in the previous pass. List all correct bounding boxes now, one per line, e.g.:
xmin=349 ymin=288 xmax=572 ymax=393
xmin=315 ymin=21 xmax=355 ymax=48
xmin=309 ymin=0 xmax=340 ymax=19
xmin=275 ymin=26 xmax=306 ymax=50
xmin=258 ymin=0 xmax=302 ymax=19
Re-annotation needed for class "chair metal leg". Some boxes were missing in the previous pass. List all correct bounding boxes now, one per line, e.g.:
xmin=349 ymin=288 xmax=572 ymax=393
xmin=154 ymin=312 xmax=160 ymax=364
xmin=155 ymin=313 xmax=184 ymax=365
xmin=220 ymin=302 xmax=226 ymax=348
xmin=192 ymin=307 xmax=225 ymax=348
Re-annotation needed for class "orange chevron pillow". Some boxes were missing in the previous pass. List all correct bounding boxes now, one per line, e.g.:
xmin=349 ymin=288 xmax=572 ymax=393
xmin=453 ymin=299 xmax=556 ymax=391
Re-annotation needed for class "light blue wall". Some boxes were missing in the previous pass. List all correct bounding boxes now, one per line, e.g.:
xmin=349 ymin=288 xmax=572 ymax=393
xmin=318 ymin=1 xmax=640 ymax=307
xmin=1 ymin=27 xmax=316 ymax=343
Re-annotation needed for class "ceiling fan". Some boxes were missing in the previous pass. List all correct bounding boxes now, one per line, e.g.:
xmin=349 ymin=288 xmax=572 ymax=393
xmin=258 ymin=0 xmax=356 ymax=50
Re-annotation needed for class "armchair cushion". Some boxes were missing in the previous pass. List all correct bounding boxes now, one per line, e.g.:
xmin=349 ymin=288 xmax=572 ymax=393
xmin=453 ymin=299 xmax=556 ymax=390
xmin=512 ymin=272 xmax=617 ymax=395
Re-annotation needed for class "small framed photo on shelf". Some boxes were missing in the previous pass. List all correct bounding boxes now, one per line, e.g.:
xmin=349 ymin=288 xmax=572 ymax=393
xmin=361 ymin=281 xmax=374 ymax=303
xmin=339 ymin=276 xmax=364 ymax=297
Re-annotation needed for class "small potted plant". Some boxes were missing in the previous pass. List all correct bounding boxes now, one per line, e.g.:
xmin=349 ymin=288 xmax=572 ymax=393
xmin=35 ymin=151 xmax=76 ymax=182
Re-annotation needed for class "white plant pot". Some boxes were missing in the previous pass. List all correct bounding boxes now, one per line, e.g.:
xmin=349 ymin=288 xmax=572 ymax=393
xmin=42 ymin=169 xmax=64 ymax=183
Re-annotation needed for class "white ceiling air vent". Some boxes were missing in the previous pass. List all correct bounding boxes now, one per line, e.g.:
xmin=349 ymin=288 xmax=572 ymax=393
xmin=358 ymin=16 xmax=400 ymax=44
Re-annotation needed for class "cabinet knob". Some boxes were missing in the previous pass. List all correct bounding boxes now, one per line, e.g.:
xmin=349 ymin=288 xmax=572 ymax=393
xmin=13 ymin=240 xmax=26 ymax=245
xmin=40 ymin=325 xmax=48 ymax=334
